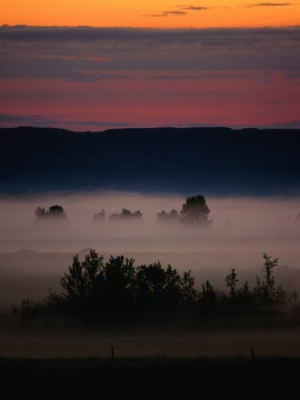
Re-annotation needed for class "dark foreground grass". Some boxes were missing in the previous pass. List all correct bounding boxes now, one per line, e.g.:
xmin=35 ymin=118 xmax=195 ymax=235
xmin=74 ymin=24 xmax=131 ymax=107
xmin=1 ymin=356 xmax=300 ymax=399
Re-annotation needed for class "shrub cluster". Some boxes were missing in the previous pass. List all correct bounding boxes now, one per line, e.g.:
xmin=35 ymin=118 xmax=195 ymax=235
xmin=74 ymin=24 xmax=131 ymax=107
xmin=13 ymin=251 xmax=297 ymax=327
xmin=35 ymin=205 xmax=67 ymax=220
xmin=57 ymin=251 xmax=197 ymax=315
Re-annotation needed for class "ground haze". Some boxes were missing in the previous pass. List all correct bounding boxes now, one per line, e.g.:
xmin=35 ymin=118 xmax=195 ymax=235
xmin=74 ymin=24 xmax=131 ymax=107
xmin=0 ymin=192 xmax=299 ymax=308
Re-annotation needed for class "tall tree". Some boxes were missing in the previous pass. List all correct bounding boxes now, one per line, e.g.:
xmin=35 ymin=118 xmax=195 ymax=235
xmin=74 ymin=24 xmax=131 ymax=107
xmin=135 ymin=262 xmax=196 ymax=309
xmin=199 ymin=280 xmax=217 ymax=308
xmin=60 ymin=250 xmax=104 ymax=309
xmin=103 ymin=255 xmax=136 ymax=311
xmin=180 ymin=195 xmax=210 ymax=224
xmin=255 ymin=253 xmax=286 ymax=305
xmin=226 ymin=269 xmax=239 ymax=298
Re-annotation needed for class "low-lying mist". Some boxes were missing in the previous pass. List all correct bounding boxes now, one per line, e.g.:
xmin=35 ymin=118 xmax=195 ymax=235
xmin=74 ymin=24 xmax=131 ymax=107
xmin=0 ymin=192 xmax=299 ymax=308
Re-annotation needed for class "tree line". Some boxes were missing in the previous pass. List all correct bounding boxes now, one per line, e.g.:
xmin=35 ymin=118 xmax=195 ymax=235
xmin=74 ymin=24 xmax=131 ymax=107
xmin=17 ymin=251 xmax=296 ymax=324
xmin=35 ymin=195 xmax=211 ymax=224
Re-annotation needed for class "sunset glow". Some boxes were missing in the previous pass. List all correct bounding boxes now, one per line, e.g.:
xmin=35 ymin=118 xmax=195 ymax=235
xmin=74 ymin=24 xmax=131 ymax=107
xmin=0 ymin=2 xmax=299 ymax=130
xmin=1 ymin=0 xmax=300 ymax=28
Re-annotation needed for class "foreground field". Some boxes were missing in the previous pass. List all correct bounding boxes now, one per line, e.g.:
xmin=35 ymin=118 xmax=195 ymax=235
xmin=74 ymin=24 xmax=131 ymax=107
xmin=1 ymin=356 xmax=300 ymax=399
xmin=1 ymin=324 xmax=300 ymax=399
xmin=1 ymin=325 xmax=300 ymax=358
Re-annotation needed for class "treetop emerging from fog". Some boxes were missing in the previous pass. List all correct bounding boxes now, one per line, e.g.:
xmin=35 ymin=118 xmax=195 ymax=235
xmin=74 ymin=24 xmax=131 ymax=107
xmin=180 ymin=195 xmax=210 ymax=223
xmin=35 ymin=205 xmax=67 ymax=220
xmin=36 ymin=195 xmax=212 ymax=225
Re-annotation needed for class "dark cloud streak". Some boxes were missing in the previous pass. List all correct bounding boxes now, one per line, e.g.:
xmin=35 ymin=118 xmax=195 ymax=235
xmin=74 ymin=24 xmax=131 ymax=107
xmin=147 ymin=11 xmax=187 ymax=17
xmin=1 ymin=25 xmax=299 ymax=46
xmin=180 ymin=6 xmax=208 ymax=11
xmin=0 ymin=113 xmax=60 ymax=127
xmin=69 ymin=72 xmax=132 ymax=83
xmin=149 ymin=75 xmax=198 ymax=80
xmin=244 ymin=2 xmax=292 ymax=7
xmin=0 ymin=26 xmax=299 ymax=78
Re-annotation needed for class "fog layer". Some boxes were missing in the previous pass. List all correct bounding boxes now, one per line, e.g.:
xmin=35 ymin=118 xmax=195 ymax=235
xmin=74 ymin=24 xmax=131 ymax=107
xmin=0 ymin=192 xmax=299 ymax=307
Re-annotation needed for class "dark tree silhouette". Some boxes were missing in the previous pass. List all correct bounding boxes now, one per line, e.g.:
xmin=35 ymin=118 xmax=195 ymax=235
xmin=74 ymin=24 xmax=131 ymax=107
xmin=157 ymin=209 xmax=179 ymax=222
xmin=59 ymin=250 xmax=197 ymax=315
xmin=16 ymin=251 xmax=293 ymax=324
xmin=135 ymin=262 xmax=196 ymax=310
xmin=93 ymin=209 xmax=105 ymax=221
xmin=35 ymin=205 xmax=67 ymax=220
xmin=225 ymin=269 xmax=253 ymax=307
xmin=226 ymin=269 xmax=239 ymax=298
xmin=135 ymin=262 xmax=173 ymax=309
xmin=236 ymin=281 xmax=253 ymax=307
xmin=60 ymin=251 xmax=136 ymax=312
xmin=60 ymin=250 xmax=105 ymax=309
xmin=180 ymin=195 xmax=210 ymax=224
xmin=255 ymin=253 xmax=286 ymax=305
xmin=180 ymin=270 xmax=198 ymax=306
xmin=103 ymin=255 xmax=136 ymax=311
xmin=109 ymin=208 xmax=143 ymax=221
xmin=199 ymin=280 xmax=217 ymax=308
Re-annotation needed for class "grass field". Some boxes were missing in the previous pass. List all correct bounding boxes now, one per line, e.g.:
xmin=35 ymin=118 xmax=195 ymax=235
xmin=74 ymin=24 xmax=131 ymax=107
xmin=1 ymin=355 xmax=300 ymax=399
xmin=1 ymin=313 xmax=300 ymax=398
xmin=1 ymin=328 xmax=300 ymax=359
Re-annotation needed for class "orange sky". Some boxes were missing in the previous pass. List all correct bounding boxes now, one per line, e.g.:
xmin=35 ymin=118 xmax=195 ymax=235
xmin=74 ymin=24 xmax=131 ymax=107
xmin=1 ymin=0 xmax=299 ymax=28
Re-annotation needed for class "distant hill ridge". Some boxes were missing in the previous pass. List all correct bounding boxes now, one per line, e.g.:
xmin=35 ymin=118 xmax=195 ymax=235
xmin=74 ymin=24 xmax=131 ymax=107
xmin=1 ymin=126 xmax=299 ymax=196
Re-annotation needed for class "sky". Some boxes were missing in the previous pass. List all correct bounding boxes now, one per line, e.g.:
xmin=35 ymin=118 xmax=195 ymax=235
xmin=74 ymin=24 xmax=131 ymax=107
xmin=0 ymin=1 xmax=299 ymax=130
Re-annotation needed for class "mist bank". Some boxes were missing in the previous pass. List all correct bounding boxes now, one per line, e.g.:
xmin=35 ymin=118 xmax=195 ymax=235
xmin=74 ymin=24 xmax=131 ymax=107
xmin=0 ymin=192 xmax=299 ymax=308
xmin=1 ymin=126 xmax=300 ymax=196
xmin=1 ymin=192 xmax=299 ymax=254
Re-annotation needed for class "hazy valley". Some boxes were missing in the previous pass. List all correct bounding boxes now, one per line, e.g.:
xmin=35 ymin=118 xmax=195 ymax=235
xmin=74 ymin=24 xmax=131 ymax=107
xmin=1 ymin=126 xmax=299 ymax=331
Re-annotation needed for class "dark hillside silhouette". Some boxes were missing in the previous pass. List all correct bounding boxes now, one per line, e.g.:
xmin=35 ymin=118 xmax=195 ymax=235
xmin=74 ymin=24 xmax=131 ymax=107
xmin=1 ymin=126 xmax=300 ymax=195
